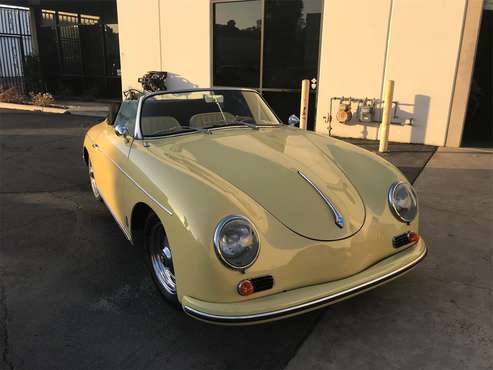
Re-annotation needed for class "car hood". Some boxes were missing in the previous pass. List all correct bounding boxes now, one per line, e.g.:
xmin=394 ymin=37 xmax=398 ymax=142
xmin=147 ymin=127 xmax=365 ymax=241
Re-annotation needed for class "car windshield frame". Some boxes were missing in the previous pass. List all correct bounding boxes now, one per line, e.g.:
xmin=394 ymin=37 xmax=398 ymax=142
xmin=135 ymin=88 xmax=283 ymax=139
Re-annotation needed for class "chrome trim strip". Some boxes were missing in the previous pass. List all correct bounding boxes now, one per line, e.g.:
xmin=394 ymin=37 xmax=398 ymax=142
xmin=140 ymin=125 xmax=280 ymax=141
xmin=134 ymin=95 xmax=145 ymax=139
xmin=183 ymin=243 xmax=427 ymax=323
xmin=95 ymin=145 xmax=173 ymax=216
xmin=298 ymin=170 xmax=345 ymax=228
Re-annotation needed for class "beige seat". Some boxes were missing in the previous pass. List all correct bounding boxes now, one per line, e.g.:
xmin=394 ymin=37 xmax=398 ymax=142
xmin=189 ymin=112 xmax=235 ymax=128
xmin=141 ymin=116 xmax=180 ymax=135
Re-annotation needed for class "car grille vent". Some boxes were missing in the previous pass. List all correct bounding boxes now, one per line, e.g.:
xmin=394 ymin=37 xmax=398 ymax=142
xmin=393 ymin=232 xmax=411 ymax=249
xmin=251 ymin=275 xmax=274 ymax=292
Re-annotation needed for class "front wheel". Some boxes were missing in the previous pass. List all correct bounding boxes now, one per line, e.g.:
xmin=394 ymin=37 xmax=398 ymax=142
xmin=145 ymin=213 xmax=179 ymax=306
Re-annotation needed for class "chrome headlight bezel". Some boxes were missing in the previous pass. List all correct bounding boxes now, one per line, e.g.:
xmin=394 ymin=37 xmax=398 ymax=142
xmin=213 ymin=215 xmax=260 ymax=270
xmin=388 ymin=181 xmax=418 ymax=223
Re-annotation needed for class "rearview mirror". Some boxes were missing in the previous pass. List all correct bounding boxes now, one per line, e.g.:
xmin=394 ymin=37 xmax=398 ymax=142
xmin=204 ymin=94 xmax=224 ymax=104
xmin=288 ymin=114 xmax=300 ymax=127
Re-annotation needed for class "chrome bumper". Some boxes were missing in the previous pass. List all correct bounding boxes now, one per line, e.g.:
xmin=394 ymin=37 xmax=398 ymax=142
xmin=183 ymin=242 xmax=427 ymax=324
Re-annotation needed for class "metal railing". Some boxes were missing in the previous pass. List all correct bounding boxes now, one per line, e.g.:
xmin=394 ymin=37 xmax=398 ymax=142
xmin=0 ymin=5 xmax=33 ymax=94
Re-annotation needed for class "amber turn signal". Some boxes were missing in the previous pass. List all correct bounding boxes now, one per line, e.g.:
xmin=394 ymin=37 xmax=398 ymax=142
xmin=408 ymin=231 xmax=420 ymax=243
xmin=237 ymin=279 xmax=254 ymax=296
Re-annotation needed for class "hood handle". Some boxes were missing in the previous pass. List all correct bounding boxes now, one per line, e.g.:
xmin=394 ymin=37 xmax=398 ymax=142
xmin=298 ymin=170 xmax=345 ymax=229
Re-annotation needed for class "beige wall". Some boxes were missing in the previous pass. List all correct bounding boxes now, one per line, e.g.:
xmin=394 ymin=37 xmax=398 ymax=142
xmin=315 ymin=0 xmax=392 ymax=141
xmin=117 ymin=0 xmax=470 ymax=146
xmin=117 ymin=0 xmax=161 ymax=92
xmin=315 ymin=0 xmax=468 ymax=146
xmin=159 ymin=0 xmax=211 ymax=89
xmin=117 ymin=0 xmax=211 ymax=93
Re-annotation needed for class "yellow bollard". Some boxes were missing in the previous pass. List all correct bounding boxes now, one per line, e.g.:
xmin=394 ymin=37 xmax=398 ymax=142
xmin=299 ymin=79 xmax=310 ymax=130
xmin=379 ymin=80 xmax=395 ymax=152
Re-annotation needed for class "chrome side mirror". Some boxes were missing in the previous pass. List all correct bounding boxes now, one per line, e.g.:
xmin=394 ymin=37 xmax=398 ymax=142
xmin=288 ymin=114 xmax=300 ymax=127
xmin=115 ymin=125 xmax=130 ymax=142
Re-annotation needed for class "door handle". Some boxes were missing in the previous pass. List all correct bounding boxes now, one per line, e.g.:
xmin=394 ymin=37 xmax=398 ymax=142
xmin=92 ymin=143 xmax=99 ymax=148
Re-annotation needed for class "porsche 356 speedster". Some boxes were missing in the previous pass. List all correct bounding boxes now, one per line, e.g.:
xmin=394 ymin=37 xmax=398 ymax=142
xmin=82 ymin=88 xmax=426 ymax=324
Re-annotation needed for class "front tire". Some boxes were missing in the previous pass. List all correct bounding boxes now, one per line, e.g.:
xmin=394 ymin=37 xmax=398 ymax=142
xmin=144 ymin=213 xmax=179 ymax=306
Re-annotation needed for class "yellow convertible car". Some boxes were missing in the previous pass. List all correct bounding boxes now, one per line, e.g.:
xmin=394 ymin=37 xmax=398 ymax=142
xmin=83 ymin=88 xmax=426 ymax=324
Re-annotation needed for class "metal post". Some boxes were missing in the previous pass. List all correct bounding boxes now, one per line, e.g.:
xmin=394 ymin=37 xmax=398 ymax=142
xmin=299 ymin=79 xmax=310 ymax=130
xmin=17 ymin=9 xmax=26 ymax=94
xmin=379 ymin=80 xmax=395 ymax=152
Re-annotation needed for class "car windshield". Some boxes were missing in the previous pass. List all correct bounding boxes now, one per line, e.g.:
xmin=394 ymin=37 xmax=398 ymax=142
xmin=140 ymin=89 xmax=281 ymax=137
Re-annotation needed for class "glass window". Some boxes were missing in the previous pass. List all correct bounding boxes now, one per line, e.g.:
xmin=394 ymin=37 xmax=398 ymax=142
xmin=262 ymin=90 xmax=316 ymax=129
xmin=140 ymin=89 xmax=280 ymax=137
xmin=104 ymin=24 xmax=120 ymax=76
xmin=41 ymin=9 xmax=56 ymax=27
xmin=262 ymin=0 xmax=321 ymax=89
xmin=213 ymin=1 xmax=261 ymax=87
xmin=115 ymin=100 xmax=138 ymax=136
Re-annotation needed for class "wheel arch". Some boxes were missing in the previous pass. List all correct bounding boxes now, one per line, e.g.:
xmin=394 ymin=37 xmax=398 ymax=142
xmin=130 ymin=201 xmax=163 ymax=247
xmin=83 ymin=146 xmax=89 ymax=166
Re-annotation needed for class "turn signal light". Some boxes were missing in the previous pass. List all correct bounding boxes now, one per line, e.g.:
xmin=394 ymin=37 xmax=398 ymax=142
xmin=408 ymin=231 xmax=420 ymax=243
xmin=393 ymin=231 xmax=420 ymax=248
xmin=237 ymin=279 xmax=254 ymax=296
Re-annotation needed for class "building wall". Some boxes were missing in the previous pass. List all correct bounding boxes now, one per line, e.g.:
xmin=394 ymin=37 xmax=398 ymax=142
xmin=117 ymin=0 xmax=469 ymax=146
xmin=117 ymin=0 xmax=161 ymax=92
xmin=315 ymin=0 xmax=467 ymax=146
xmin=117 ymin=0 xmax=210 ymax=92
xmin=159 ymin=0 xmax=211 ymax=89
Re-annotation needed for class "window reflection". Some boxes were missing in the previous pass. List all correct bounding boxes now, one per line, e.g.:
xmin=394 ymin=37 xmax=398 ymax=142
xmin=262 ymin=0 xmax=321 ymax=89
xmin=37 ymin=7 xmax=121 ymax=98
xmin=262 ymin=90 xmax=316 ymax=129
xmin=213 ymin=0 xmax=261 ymax=87
xmin=212 ymin=0 xmax=322 ymax=129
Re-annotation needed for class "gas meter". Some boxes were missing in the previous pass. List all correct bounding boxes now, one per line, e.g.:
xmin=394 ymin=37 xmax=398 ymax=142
xmin=358 ymin=99 xmax=374 ymax=123
xmin=336 ymin=99 xmax=353 ymax=124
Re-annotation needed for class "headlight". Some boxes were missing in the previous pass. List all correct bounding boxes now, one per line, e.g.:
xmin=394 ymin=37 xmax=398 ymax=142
xmin=213 ymin=215 xmax=260 ymax=270
xmin=388 ymin=181 xmax=418 ymax=223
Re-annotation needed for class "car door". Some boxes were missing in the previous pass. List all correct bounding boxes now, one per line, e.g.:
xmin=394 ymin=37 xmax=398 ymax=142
xmin=94 ymin=100 xmax=138 ymax=233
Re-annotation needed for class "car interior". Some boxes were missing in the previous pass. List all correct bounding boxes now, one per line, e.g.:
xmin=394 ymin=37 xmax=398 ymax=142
xmin=140 ymin=97 xmax=249 ymax=136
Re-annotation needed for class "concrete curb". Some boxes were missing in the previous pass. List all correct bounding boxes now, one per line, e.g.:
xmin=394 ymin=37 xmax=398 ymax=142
xmin=0 ymin=102 xmax=68 ymax=114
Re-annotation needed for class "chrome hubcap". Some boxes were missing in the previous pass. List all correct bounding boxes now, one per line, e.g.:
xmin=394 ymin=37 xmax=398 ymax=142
xmin=150 ymin=228 xmax=176 ymax=295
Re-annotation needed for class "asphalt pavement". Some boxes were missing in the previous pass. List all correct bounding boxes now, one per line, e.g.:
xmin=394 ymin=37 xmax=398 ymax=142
xmin=0 ymin=109 xmax=331 ymax=370
xmin=287 ymin=147 xmax=493 ymax=370
xmin=0 ymin=109 xmax=455 ymax=370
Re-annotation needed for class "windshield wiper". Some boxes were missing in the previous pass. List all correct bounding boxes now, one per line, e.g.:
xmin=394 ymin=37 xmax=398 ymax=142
xmin=148 ymin=125 xmax=211 ymax=137
xmin=205 ymin=120 xmax=259 ymax=130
